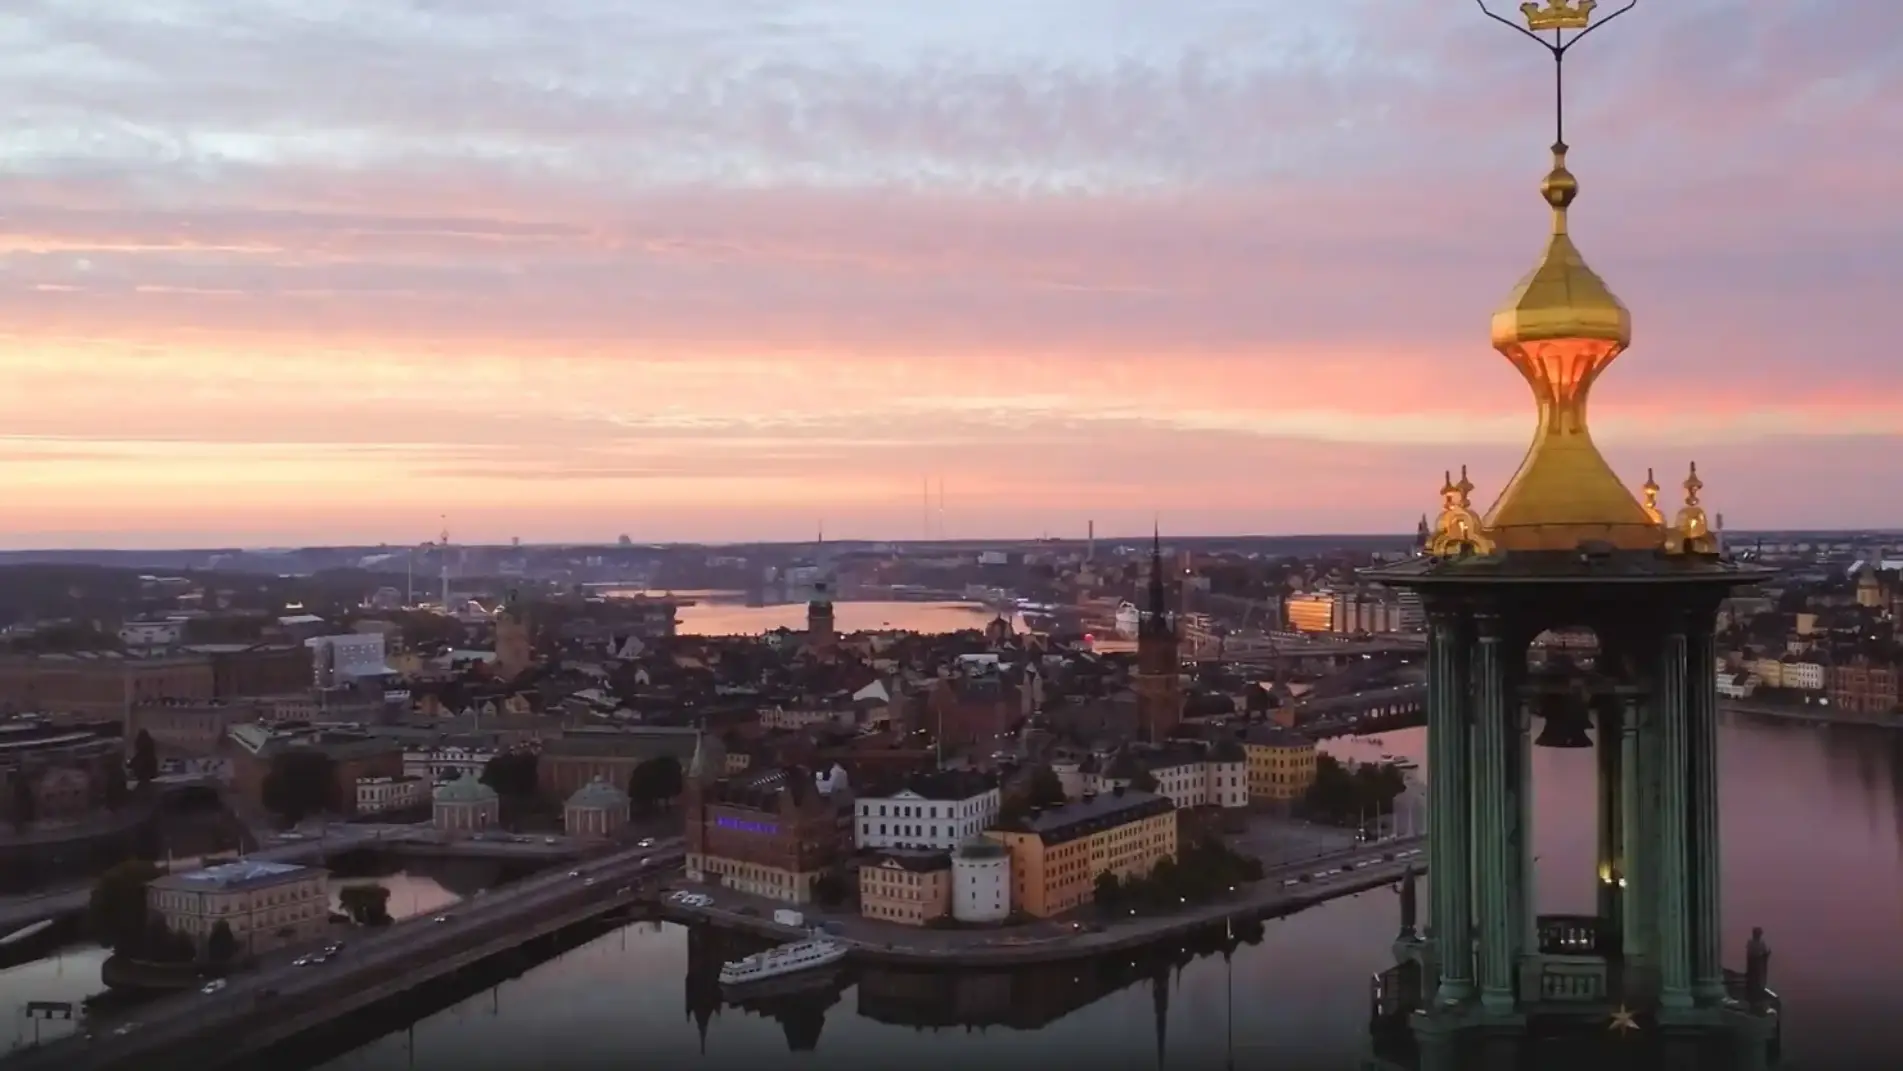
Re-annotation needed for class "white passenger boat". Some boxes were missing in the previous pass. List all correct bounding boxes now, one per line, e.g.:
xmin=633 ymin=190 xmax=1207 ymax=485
xmin=718 ymin=935 xmax=848 ymax=990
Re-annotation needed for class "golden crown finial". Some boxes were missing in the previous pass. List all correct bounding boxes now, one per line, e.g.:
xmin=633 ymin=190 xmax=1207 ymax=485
xmin=1664 ymin=461 xmax=1717 ymax=556
xmin=1521 ymin=0 xmax=1597 ymax=31
xmin=1427 ymin=465 xmax=1497 ymax=560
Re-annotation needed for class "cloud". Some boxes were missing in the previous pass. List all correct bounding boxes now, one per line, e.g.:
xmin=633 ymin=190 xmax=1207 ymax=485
xmin=0 ymin=0 xmax=1897 ymax=545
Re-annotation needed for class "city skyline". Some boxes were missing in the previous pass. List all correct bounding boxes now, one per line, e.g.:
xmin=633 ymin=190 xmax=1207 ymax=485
xmin=2 ymin=0 xmax=1897 ymax=549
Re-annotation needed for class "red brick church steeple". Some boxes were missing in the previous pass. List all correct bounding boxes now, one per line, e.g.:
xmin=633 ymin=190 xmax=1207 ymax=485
xmin=1133 ymin=525 xmax=1183 ymax=741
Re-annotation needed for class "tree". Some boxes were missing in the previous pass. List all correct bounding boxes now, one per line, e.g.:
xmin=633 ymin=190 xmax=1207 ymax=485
xmin=88 ymin=860 xmax=164 ymax=952
xmin=479 ymin=751 xmax=538 ymax=798
xmin=104 ymin=763 xmax=129 ymax=810
xmin=647 ymin=755 xmax=684 ymax=804
xmin=261 ymin=749 xmax=338 ymax=823
xmin=812 ymin=868 xmax=850 ymax=908
xmin=1093 ymin=871 xmax=1123 ymax=914
xmin=1025 ymin=765 xmax=1067 ymax=809
xmin=339 ymin=883 xmax=393 ymax=926
xmin=10 ymin=773 xmax=34 ymax=830
xmin=129 ymin=729 xmax=160 ymax=786
xmin=1130 ymin=769 xmax=1160 ymax=794
xmin=207 ymin=920 xmax=238 ymax=964
xmin=628 ymin=755 xmax=683 ymax=812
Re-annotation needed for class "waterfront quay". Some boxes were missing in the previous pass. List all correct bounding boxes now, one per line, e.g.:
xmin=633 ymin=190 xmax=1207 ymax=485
xmin=5 ymin=841 xmax=686 ymax=1071
xmin=1721 ymin=699 xmax=1903 ymax=731
xmin=0 ymin=823 xmax=598 ymax=936
xmin=658 ymin=834 xmax=1427 ymax=967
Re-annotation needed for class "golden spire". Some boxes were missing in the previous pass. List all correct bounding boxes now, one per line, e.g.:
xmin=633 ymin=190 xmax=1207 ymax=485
xmin=1664 ymin=461 xmax=1718 ymax=555
xmin=1473 ymin=0 xmax=1656 ymax=553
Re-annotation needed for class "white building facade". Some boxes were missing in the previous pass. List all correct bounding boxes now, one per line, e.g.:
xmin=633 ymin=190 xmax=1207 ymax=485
xmin=306 ymin=633 xmax=390 ymax=686
xmin=403 ymin=744 xmax=498 ymax=783
xmin=951 ymin=836 xmax=1011 ymax=924
xmin=356 ymin=775 xmax=430 ymax=815
xmin=855 ymin=776 xmax=1001 ymax=852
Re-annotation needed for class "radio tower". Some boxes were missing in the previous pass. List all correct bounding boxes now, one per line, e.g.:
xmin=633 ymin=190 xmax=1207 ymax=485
xmin=439 ymin=515 xmax=452 ymax=610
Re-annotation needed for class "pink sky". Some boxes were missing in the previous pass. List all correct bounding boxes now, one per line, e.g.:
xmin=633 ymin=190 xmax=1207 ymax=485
xmin=2 ymin=0 xmax=1899 ymax=548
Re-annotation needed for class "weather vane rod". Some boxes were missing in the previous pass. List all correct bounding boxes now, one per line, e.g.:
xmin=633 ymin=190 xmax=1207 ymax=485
xmin=1475 ymin=0 xmax=1638 ymax=147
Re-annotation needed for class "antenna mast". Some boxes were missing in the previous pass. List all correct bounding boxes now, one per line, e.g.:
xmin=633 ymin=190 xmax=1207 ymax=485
xmin=439 ymin=515 xmax=452 ymax=610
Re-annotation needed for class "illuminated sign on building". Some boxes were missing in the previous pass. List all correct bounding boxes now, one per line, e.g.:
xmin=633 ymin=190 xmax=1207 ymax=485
xmin=715 ymin=816 xmax=778 ymax=836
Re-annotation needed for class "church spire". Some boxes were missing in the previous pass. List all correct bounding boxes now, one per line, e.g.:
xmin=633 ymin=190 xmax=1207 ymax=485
xmin=1146 ymin=522 xmax=1168 ymax=619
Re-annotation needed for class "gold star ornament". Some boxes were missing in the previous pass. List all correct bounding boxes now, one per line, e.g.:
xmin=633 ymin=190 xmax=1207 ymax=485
xmin=1608 ymin=1005 xmax=1641 ymax=1035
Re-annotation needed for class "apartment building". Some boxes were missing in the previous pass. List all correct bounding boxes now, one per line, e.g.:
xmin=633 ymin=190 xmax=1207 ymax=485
xmin=988 ymin=788 xmax=1176 ymax=918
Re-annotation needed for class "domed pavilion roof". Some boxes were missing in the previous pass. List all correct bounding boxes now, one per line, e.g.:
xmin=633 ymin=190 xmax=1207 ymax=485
xmin=434 ymin=777 xmax=498 ymax=804
xmin=566 ymin=777 xmax=630 ymax=810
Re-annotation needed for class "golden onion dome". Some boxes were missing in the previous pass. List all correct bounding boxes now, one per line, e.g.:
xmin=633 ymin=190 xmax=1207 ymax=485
xmin=1479 ymin=144 xmax=1661 ymax=553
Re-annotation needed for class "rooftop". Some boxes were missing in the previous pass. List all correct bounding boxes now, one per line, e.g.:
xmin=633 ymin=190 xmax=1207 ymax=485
xmin=151 ymin=860 xmax=316 ymax=892
xmin=862 ymin=768 xmax=997 ymax=803
xmin=870 ymin=849 xmax=952 ymax=873
xmin=992 ymin=789 xmax=1173 ymax=846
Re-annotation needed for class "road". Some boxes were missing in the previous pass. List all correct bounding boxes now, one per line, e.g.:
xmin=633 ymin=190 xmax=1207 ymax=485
xmin=4 ymin=838 xmax=684 ymax=1071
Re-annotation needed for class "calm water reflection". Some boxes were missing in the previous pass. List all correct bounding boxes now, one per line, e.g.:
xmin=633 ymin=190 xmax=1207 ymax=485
xmin=310 ymin=713 xmax=1900 ymax=1070
xmin=661 ymin=595 xmax=1017 ymax=638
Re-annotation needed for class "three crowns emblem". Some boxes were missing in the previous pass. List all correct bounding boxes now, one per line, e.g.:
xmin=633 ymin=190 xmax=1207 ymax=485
xmin=1521 ymin=0 xmax=1597 ymax=31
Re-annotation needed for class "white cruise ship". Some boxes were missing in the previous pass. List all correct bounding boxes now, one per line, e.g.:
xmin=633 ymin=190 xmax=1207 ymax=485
xmin=718 ymin=936 xmax=848 ymax=990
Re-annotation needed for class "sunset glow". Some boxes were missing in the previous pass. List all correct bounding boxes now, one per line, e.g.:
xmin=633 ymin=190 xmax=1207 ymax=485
xmin=2 ymin=0 xmax=1898 ymax=547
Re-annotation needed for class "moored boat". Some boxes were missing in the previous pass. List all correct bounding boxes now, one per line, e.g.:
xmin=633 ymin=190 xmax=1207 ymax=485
xmin=718 ymin=935 xmax=848 ymax=990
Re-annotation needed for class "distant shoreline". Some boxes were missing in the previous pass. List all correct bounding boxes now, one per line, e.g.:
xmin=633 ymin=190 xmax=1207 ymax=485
xmin=1721 ymin=701 xmax=1903 ymax=731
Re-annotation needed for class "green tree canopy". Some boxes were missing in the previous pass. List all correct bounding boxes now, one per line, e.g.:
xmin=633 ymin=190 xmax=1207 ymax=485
xmin=10 ymin=773 xmax=34 ymax=829
xmin=480 ymin=751 xmax=538 ymax=798
xmin=339 ymin=883 xmax=393 ymax=926
xmin=207 ymin=920 xmax=238 ymax=963
xmin=812 ymin=868 xmax=850 ymax=908
xmin=1025 ymin=765 xmax=1067 ymax=809
xmin=628 ymin=755 xmax=685 ymax=811
xmin=261 ymin=749 xmax=338 ymax=822
xmin=1300 ymin=753 xmax=1406 ymax=827
xmin=129 ymin=729 xmax=160 ymax=785
xmin=88 ymin=859 xmax=164 ymax=952
xmin=104 ymin=764 xmax=129 ymax=809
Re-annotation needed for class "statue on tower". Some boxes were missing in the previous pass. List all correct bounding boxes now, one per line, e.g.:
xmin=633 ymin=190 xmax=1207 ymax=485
xmin=1744 ymin=926 xmax=1773 ymax=1006
xmin=1393 ymin=864 xmax=1420 ymax=939
xmin=1426 ymin=467 xmax=1495 ymax=559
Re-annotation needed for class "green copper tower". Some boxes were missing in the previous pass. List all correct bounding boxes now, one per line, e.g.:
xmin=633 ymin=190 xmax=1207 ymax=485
xmin=1362 ymin=2 xmax=1784 ymax=1066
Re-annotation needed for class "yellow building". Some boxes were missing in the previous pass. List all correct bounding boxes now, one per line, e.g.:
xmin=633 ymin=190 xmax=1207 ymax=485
xmin=987 ymin=788 xmax=1176 ymax=919
xmin=1241 ymin=725 xmax=1317 ymax=802
xmin=1284 ymin=593 xmax=1334 ymax=634
xmin=858 ymin=852 xmax=952 ymax=926
xmin=146 ymin=860 xmax=330 ymax=957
